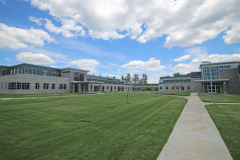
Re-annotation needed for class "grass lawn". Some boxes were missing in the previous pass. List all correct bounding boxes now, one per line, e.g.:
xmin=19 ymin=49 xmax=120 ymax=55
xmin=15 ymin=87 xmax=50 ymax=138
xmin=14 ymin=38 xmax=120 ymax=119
xmin=199 ymin=93 xmax=240 ymax=103
xmin=206 ymin=104 xmax=240 ymax=160
xmin=0 ymin=92 xmax=94 ymax=99
xmin=0 ymin=92 xmax=187 ymax=160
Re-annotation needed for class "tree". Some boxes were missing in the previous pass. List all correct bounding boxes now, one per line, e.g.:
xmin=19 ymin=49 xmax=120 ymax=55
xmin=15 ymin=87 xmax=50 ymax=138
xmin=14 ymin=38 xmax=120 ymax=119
xmin=121 ymin=76 xmax=125 ymax=82
xmin=132 ymin=74 xmax=139 ymax=84
xmin=125 ymin=73 xmax=131 ymax=84
xmin=141 ymin=74 xmax=148 ymax=84
xmin=113 ymin=76 xmax=116 ymax=79
xmin=134 ymin=83 xmax=137 ymax=93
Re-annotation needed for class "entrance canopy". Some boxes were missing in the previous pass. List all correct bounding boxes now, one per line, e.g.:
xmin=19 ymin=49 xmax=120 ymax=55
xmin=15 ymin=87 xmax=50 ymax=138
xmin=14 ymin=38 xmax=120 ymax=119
xmin=194 ymin=79 xmax=229 ymax=83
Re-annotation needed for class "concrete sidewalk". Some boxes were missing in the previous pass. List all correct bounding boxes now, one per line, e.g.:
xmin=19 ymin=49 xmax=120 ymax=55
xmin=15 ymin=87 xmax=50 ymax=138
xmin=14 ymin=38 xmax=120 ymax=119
xmin=157 ymin=93 xmax=233 ymax=160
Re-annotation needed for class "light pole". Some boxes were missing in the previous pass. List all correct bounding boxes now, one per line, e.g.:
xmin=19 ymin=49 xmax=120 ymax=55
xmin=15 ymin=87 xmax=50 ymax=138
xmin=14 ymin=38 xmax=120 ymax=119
xmin=55 ymin=72 xmax=57 ymax=95
xmin=202 ymin=61 xmax=213 ymax=102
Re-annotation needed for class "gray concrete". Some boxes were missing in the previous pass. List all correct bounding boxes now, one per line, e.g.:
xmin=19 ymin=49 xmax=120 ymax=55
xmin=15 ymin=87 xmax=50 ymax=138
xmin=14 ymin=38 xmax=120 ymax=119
xmin=157 ymin=93 xmax=233 ymax=160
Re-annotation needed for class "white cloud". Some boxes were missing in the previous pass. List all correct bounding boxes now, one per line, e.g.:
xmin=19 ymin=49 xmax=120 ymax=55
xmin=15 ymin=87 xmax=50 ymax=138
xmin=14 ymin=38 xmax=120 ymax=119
xmin=45 ymin=18 xmax=85 ymax=38
xmin=0 ymin=0 xmax=6 ymax=5
xmin=29 ymin=0 xmax=240 ymax=47
xmin=223 ymin=23 xmax=240 ymax=44
xmin=16 ymin=52 xmax=55 ymax=64
xmin=29 ymin=16 xmax=43 ymax=26
xmin=173 ymin=55 xmax=190 ymax=62
xmin=117 ymin=69 xmax=121 ymax=71
xmin=121 ymin=58 xmax=165 ymax=72
xmin=70 ymin=59 xmax=100 ymax=73
xmin=50 ymin=65 xmax=58 ymax=68
xmin=0 ymin=23 xmax=55 ymax=49
xmin=172 ymin=53 xmax=240 ymax=73
xmin=109 ymin=63 xmax=117 ymax=66
xmin=5 ymin=58 xmax=11 ymax=61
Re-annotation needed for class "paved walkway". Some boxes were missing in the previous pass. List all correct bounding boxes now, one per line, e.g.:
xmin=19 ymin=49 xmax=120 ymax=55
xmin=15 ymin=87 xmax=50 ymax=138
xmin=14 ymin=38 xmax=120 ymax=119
xmin=157 ymin=93 xmax=233 ymax=160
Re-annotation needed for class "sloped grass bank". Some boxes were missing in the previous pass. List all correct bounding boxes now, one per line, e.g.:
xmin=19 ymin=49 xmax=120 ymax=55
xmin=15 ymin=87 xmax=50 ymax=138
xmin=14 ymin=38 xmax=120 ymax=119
xmin=0 ymin=93 xmax=187 ymax=160
xmin=206 ymin=104 xmax=240 ymax=160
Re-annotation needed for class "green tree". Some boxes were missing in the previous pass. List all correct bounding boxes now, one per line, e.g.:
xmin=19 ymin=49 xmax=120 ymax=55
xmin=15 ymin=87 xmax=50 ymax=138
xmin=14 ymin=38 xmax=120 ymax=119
xmin=125 ymin=73 xmax=131 ymax=84
xmin=113 ymin=76 xmax=116 ymax=79
xmin=132 ymin=74 xmax=139 ymax=84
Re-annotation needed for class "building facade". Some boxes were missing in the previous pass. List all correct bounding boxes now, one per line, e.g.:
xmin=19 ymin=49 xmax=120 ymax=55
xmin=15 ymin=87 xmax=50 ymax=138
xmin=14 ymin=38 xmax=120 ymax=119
xmin=0 ymin=63 xmax=132 ymax=94
xmin=158 ymin=61 xmax=240 ymax=93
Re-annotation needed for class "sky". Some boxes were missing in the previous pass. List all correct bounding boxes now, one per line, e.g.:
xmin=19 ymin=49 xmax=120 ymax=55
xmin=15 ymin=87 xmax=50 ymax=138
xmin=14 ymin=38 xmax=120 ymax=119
xmin=0 ymin=0 xmax=240 ymax=83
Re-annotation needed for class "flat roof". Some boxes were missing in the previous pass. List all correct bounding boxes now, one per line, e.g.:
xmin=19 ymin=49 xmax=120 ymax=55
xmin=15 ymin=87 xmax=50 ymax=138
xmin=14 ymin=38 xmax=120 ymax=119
xmin=61 ymin=67 xmax=89 ymax=72
xmin=199 ymin=61 xmax=240 ymax=69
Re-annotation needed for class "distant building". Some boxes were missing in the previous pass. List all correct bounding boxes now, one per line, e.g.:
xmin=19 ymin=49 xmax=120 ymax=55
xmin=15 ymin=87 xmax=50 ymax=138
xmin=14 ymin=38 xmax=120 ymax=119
xmin=0 ymin=63 xmax=132 ymax=94
xmin=159 ymin=61 xmax=240 ymax=93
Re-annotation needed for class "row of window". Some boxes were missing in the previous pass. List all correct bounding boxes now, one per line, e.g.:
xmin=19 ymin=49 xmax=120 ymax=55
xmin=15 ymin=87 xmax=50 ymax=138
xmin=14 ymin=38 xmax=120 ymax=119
xmin=0 ymin=82 xmax=67 ymax=90
xmin=9 ymin=68 xmax=59 ymax=76
xmin=35 ymin=83 xmax=67 ymax=90
xmin=160 ymin=86 xmax=190 ymax=90
xmin=202 ymin=65 xmax=231 ymax=80
xmin=164 ymin=81 xmax=191 ymax=84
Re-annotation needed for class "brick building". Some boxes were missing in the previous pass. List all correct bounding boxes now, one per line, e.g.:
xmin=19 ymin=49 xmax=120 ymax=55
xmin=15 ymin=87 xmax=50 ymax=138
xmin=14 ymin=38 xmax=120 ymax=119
xmin=0 ymin=63 xmax=132 ymax=94
xmin=159 ymin=61 xmax=240 ymax=93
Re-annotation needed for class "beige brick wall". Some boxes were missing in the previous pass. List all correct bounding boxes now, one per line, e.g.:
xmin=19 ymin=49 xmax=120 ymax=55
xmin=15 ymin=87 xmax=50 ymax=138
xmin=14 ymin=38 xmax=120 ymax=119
xmin=163 ymin=83 xmax=191 ymax=92
xmin=219 ymin=68 xmax=240 ymax=93
xmin=190 ymin=78 xmax=201 ymax=92
xmin=0 ymin=74 xmax=69 ymax=94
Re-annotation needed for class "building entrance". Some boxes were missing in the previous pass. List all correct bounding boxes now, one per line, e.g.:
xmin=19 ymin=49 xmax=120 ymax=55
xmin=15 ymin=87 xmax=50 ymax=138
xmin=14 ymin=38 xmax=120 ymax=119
xmin=181 ymin=86 xmax=184 ymax=91
xmin=203 ymin=83 xmax=220 ymax=93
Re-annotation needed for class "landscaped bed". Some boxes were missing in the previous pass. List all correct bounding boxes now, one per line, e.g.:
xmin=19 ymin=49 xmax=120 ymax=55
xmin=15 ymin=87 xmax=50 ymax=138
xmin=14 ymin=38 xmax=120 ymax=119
xmin=0 ymin=92 xmax=187 ymax=160
xmin=199 ymin=93 xmax=240 ymax=103
xmin=206 ymin=104 xmax=240 ymax=160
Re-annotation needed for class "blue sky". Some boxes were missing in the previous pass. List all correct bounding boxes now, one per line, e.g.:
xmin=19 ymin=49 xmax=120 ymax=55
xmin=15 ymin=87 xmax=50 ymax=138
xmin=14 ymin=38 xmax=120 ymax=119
xmin=0 ymin=0 xmax=240 ymax=83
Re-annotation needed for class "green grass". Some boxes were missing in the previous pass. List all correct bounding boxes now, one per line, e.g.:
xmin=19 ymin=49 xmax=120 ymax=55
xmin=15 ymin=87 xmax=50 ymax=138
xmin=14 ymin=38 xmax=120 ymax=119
xmin=0 ymin=92 xmax=95 ymax=98
xmin=199 ymin=93 xmax=240 ymax=103
xmin=0 ymin=93 xmax=187 ymax=160
xmin=156 ymin=91 xmax=191 ymax=96
xmin=206 ymin=104 xmax=240 ymax=160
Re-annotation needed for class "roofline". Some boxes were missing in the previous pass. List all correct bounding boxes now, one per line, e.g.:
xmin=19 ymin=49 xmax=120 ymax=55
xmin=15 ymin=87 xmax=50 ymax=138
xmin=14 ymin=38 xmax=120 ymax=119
xmin=199 ymin=61 xmax=240 ymax=69
xmin=60 ymin=67 xmax=89 ymax=72
xmin=8 ymin=63 xmax=60 ymax=70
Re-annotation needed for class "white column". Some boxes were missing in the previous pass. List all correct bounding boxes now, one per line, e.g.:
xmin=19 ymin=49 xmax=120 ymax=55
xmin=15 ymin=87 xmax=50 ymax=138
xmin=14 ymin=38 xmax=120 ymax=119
xmin=92 ymin=83 xmax=94 ymax=92
xmin=78 ymin=84 xmax=81 ymax=93
xmin=88 ymin=83 xmax=91 ymax=92
xmin=99 ymin=84 xmax=102 ymax=93
xmin=72 ymin=84 xmax=75 ymax=93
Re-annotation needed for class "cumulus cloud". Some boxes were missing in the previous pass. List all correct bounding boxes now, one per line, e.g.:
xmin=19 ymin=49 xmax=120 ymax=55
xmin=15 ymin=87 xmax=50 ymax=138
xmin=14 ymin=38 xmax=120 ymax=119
xmin=173 ymin=55 xmax=190 ymax=62
xmin=29 ymin=16 xmax=43 ymax=26
xmin=0 ymin=23 xmax=55 ymax=49
xmin=70 ymin=59 xmax=100 ymax=73
xmin=121 ymin=58 xmax=165 ymax=72
xmin=28 ymin=0 xmax=240 ymax=47
xmin=45 ymin=18 xmax=85 ymax=38
xmin=172 ymin=53 xmax=240 ymax=73
xmin=117 ymin=69 xmax=121 ymax=71
xmin=16 ymin=52 xmax=55 ymax=64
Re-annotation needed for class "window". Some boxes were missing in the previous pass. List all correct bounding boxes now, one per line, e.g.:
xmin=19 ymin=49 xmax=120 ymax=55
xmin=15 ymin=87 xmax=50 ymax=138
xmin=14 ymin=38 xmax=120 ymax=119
xmin=43 ymin=83 xmax=49 ymax=90
xmin=59 ymin=84 xmax=66 ymax=90
xmin=52 ymin=84 xmax=55 ymax=90
xmin=160 ymin=86 xmax=162 ymax=90
xmin=166 ymin=86 xmax=168 ymax=90
xmin=42 ymin=70 xmax=48 ymax=76
xmin=35 ymin=83 xmax=40 ymax=90
xmin=187 ymin=86 xmax=190 ymax=89
xmin=2 ymin=69 xmax=7 ymax=75
xmin=8 ymin=82 xmax=30 ymax=90
xmin=1 ymin=83 xmax=3 ymax=90
xmin=172 ymin=86 xmax=174 ymax=90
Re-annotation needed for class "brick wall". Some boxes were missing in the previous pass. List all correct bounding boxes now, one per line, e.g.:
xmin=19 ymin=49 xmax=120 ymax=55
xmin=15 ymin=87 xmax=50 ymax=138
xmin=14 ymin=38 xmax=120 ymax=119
xmin=0 ymin=74 xmax=69 ymax=94
xmin=219 ymin=68 xmax=240 ymax=93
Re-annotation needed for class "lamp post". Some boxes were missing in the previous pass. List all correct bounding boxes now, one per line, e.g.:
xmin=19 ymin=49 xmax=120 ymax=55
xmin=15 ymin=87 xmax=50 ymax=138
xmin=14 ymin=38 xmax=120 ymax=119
xmin=202 ymin=61 xmax=213 ymax=102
